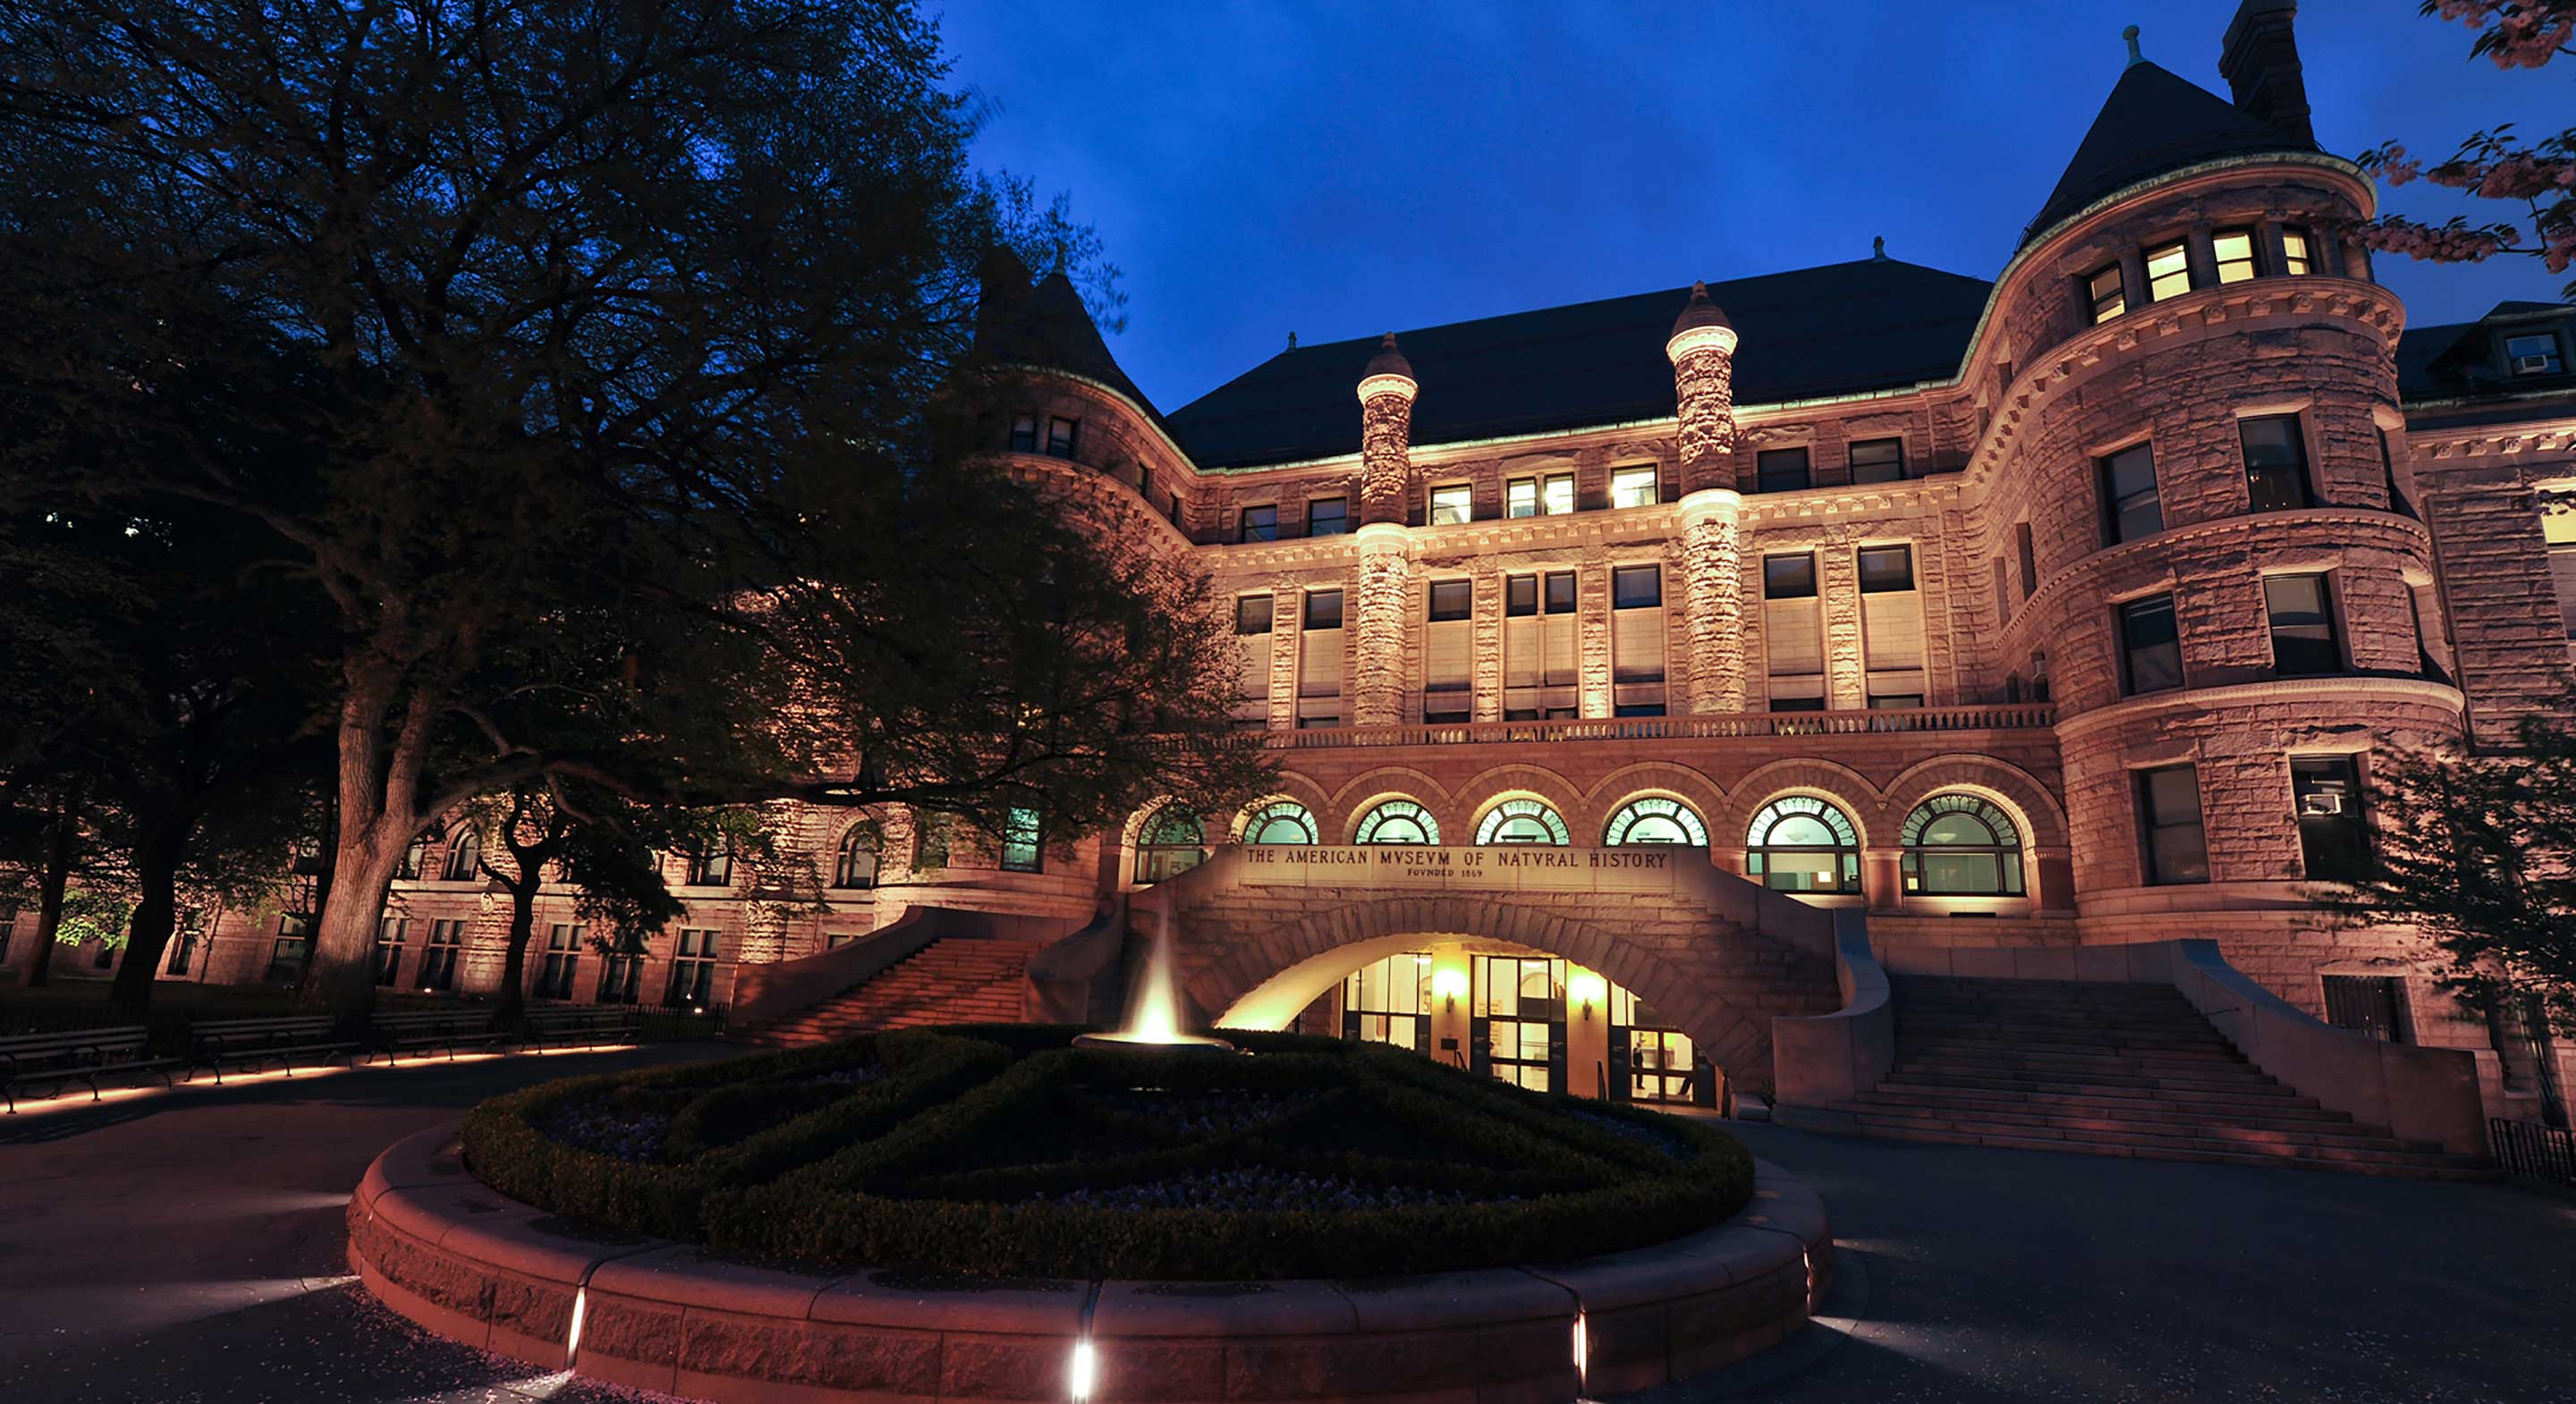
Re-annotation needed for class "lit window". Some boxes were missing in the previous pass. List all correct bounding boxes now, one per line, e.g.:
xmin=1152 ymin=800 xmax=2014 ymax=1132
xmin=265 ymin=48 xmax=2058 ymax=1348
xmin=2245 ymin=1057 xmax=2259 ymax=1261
xmin=1610 ymin=466 xmax=1659 ymax=509
xmin=2265 ymin=574 xmax=2342 ymax=676
xmin=1763 ymin=554 xmax=1817 ymax=599
xmin=2213 ymin=229 xmax=2258 ymax=284
xmin=1235 ymin=594 xmax=1272 ymax=635
xmin=1849 ymin=438 xmax=1904 ymax=483
xmin=1506 ymin=478 xmax=1538 ymax=518
xmin=2507 ymin=332 xmax=2565 ymax=376
xmin=2541 ymin=487 xmax=2576 ymax=642
xmin=532 ymin=922 xmax=585 ymax=999
xmin=1046 ymin=417 xmax=1079 ymax=459
xmin=1756 ymin=448 xmax=1810 ymax=494
xmin=1901 ymin=795 xmax=2025 ymax=895
xmin=441 ymin=828 xmax=481 ymax=882
xmin=2281 ymin=228 xmax=2316 ymax=276
xmin=1428 ymin=484 xmax=1472 ymax=526
xmin=1243 ymin=799 xmax=1318 ymax=845
xmin=2098 ymin=443 xmax=2164 ymax=544
xmin=2240 ymin=415 xmax=2312 ymax=512
xmin=1544 ymin=571 xmax=1576 ymax=614
xmin=1604 ymin=797 xmax=1707 ymax=846
xmin=685 ymin=846 xmax=733 ymax=887
xmin=1355 ymin=799 xmax=1438 ymax=845
xmin=1612 ymin=565 xmax=1660 ymax=609
xmin=2119 ymin=594 xmax=2184 ymax=695
xmin=1307 ymin=496 xmax=1349 ymax=536
xmin=1745 ymin=797 xmax=1861 ymax=893
xmin=665 ymin=928 xmax=720 ymax=1007
xmin=2144 ymin=241 xmax=2190 ymax=301
xmin=2292 ymin=757 xmax=2368 ymax=880
xmin=1001 ymin=807 xmax=1043 ymax=873
xmin=1303 ymin=589 xmax=1343 ymax=630
xmin=2086 ymin=265 xmax=2127 ymax=323
xmin=2137 ymin=765 xmax=2208 ymax=884
xmin=1476 ymin=798 xmax=1570 ymax=845
xmin=1134 ymin=805 xmax=1206 ymax=884
xmin=1858 ymin=545 xmax=1913 ymax=594
xmin=1543 ymin=473 xmax=1575 ymax=516
xmin=834 ymin=829 xmax=878 ymax=889
xmin=1428 ymin=579 xmax=1471 ymax=622
xmin=1009 ymin=415 xmax=1038 ymax=452
xmin=1239 ymin=505 xmax=1277 ymax=543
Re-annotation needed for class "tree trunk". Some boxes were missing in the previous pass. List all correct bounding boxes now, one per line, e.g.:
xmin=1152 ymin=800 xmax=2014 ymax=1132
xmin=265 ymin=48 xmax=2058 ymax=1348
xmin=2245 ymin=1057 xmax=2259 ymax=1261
xmin=300 ymin=833 xmax=405 ymax=1022
xmin=493 ymin=878 xmax=538 ymax=1025
xmin=23 ymin=808 xmax=77 ymax=988
xmin=108 ymin=821 xmax=188 ymax=1019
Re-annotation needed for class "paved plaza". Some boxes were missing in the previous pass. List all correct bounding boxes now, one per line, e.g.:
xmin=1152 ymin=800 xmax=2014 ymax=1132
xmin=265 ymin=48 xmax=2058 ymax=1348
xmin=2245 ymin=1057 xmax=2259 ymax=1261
xmin=2 ymin=1050 xmax=2572 ymax=1404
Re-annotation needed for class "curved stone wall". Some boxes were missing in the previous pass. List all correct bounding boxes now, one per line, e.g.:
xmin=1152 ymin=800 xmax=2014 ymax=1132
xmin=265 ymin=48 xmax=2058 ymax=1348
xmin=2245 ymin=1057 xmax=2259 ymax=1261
xmin=351 ymin=1122 xmax=1834 ymax=1404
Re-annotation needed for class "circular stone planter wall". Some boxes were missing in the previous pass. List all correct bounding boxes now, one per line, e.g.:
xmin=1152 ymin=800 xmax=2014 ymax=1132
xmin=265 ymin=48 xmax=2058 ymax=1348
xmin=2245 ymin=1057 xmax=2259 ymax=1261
xmin=349 ymin=1121 xmax=1834 ymax=1404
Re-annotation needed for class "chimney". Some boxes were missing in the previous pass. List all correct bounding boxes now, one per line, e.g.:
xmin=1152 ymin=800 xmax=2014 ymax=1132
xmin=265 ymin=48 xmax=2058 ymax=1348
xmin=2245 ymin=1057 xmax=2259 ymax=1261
xmin=2218 ymin=0 xmax=2314 ymax=146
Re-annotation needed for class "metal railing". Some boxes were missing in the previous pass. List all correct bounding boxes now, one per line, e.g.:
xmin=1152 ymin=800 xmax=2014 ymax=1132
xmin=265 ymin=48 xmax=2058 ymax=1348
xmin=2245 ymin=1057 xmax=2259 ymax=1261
xmin=1264 ymin=704 xmax=2057 ymax=750
xmin=2492 ymin=1117 xmax=2576 ymax=1188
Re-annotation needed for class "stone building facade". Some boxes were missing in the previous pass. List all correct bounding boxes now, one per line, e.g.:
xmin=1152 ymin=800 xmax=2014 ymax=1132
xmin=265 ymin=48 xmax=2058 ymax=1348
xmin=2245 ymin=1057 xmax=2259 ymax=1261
xmin=26 ymin=1 xmax=2570 ymax=1120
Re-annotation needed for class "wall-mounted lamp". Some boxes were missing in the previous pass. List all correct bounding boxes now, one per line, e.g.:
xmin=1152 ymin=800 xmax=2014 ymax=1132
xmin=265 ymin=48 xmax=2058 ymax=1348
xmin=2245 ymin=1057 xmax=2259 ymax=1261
xmin=1568 ymin=971 xmax=1608 ymax=1023
xmin=1433 ymin=967 xmax=1468 ymax=1014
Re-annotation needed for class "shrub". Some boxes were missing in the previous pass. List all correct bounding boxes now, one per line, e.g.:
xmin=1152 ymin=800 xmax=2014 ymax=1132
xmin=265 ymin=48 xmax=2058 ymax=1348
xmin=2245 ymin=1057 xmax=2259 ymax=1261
xmin=461 ymin=1027 xmax=1756 ymax=1280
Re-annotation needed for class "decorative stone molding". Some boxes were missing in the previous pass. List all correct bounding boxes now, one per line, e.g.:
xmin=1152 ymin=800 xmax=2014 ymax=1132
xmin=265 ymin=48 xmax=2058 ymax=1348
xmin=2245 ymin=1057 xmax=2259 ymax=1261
xmin=2053 ymin=675 xmax=2466 ymax=743
xmin=351 ymin=1123 xmax=1835 ymax=1404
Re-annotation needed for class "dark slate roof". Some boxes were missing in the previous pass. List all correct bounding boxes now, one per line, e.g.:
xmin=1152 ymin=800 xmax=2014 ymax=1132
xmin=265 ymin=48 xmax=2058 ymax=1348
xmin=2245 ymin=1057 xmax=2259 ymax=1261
xmin=2023 ymin=61 xmax=2315 ymax=245
xmin=973 ymin=251 xmax=1160 ymax=416
xmin=2398 ymin=300 xmax=2576 ymax=402
xmin=1165 ymin=258 xmax=1995 ymax=470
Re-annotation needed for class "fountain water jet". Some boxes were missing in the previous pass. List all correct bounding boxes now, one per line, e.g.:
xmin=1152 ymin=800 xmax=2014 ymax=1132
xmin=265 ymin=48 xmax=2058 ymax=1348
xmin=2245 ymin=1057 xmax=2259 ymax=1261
xmin=1071 ymin=903 xmax=1234 ymax=1054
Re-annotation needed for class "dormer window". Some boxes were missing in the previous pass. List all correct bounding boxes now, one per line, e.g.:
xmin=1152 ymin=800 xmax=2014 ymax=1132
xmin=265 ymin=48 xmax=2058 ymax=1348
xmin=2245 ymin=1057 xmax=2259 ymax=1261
xmin=2144 ymin=241 xmax=2191 ymax=301
xmin=2507 ymin=331 xmax=2565 ymax=377
xmin=1009 ymin=415 xmax=1038 ymax=452
xmin=1045 ymin=417 xmax=1079 ymax=458
xmin=2213 ymin=229 xmax=2258 ymax=284
xmin=2281 ymin=228 xmax=2316 ymax=276
xmin=2086 ymin=265 xmax=2126 ymax=324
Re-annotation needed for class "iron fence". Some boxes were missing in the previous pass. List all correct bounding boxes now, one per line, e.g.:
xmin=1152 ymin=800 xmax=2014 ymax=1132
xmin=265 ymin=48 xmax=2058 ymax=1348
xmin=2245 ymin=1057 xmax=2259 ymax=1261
xmin=2492 ymin=1118 xmax=2576 ymax=1188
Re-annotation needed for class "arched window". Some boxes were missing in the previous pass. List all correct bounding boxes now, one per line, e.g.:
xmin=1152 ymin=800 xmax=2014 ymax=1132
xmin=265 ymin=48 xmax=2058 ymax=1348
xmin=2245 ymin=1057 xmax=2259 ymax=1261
xmin=1135 ymin=806 xmax=1208 ymax=884
xmin=1744 ymin=797 xmax=1861 ymax=893
xmin=1604 ymin=797 xmax=1708 ymax=846
xmin=1475 ymin=798 xmax=1569 ymax=845
xmin=833 ymin=829 xmax=878 ymax=890
xmin=440 ymin=828 xmax=480 ymax=882
xmin=1242 ymin=799 xmax=1318 ymax=845
xmin=1354 ymin=799 xmax=1439 ymax=845
xmin=1901 ymin=794 xmax=2025 ymax=895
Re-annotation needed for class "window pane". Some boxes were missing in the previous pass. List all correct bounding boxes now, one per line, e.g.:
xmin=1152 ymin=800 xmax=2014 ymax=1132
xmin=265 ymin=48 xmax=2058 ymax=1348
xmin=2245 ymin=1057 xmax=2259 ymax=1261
xmin=1236 ymin=595 xmax=1272 ymax=634
xmin=1850 ymin=438 xmax=1904 ymax=482
xmin=1858 ymin=546 xmax=1914 ymax=593
xmin=2213 ymin=229 xmax=2257 ymax=283
xmin=1544 ymin=571 xmax=1577 ymax=614
xmin=1429 ymin=484 xmax=1472 ymax=525
xmin=1307 ymin=497 xmax=1349 ymax=535
xmin=1543 ymin=475 xmax=1575 ymax=516
xmin=1505 ymin=575 xmax=1537 ymax=617
xmin=2507 ymin=333 xmax=2564 ymax=376
xmin=2120 ymin=595 xmax=2183 ymax=695
xmin=2266 ymin=574 xmax=2339 ymax=675
xmin=1240 ymin=505 xmax=1277 ymax=542
xmin=2240 ymin=415 xmax=2310 ymax=512
xmin=1757 ymin=448 xmax=1810 ymax=493
xmin=2140 ymin=765 xmax=2208 ymax=884
xmin=1506 ymin=479 xmax=1538 ymax=518
xmin=1611 ymin=466 xmax=1659 ymax=508
xmin=2089 ymin=265 xmax=2126 ymax=322
xmin=2145 ymin=241 xmax=2190 ymax=300
xmin=2292 ymin=757 xmax=2368 ymax=879
xmin=2281 ymin=229 xmax=2314 ymax=275
xmin=2101 ymin=444 xmax=2164 ymax=543
xmin=1428 ymin=579 xmax=1471 ymax=621
xmin=1613 ymin=565 xmax=1660 ymax=609
xmin=1304 ymin=590 xmax=1342 ymax=630
xmin=1764 ymin=554 xmax=1817 ymax=599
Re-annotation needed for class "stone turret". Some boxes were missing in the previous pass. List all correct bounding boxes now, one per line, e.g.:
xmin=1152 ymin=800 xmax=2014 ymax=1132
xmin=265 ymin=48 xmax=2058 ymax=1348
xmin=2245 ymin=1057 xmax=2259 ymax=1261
xmin=1356 ymin=333 xmax=1419 ymax=527
xmin=1352 ymin=334 xmax=1419 ymax=727
xmin=1666 ymin=283 xmax=1740 ymax=495
xmin=1666 ymin=283 xmax=1748 ymax=714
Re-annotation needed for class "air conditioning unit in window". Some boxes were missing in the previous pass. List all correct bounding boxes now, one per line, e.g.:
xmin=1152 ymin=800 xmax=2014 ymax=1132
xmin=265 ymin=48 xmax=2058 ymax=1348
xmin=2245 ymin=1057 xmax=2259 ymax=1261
xmin=2300 ymin=792 xmax=2345 ymax=816
xmin=2514 ymin=353 xmax=2556 ymax=375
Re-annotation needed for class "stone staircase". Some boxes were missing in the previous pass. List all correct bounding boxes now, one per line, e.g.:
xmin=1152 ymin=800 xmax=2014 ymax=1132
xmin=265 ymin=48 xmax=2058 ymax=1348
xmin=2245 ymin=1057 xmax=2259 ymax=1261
xmin=737 ymin=938 xmax=1043 ymax=1046
xmin=1776 ymin=976 xmax=2494 ymax=1180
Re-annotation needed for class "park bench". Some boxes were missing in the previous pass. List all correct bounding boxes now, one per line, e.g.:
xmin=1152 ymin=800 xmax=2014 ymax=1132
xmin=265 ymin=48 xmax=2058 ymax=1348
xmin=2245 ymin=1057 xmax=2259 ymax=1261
xmin=0 ymin=1028 xmax=182 ymax=1113
xmin=365 ymin=1008 xmax=505 ymax=1064
xmin=518 ymin=1005 xmax=641 ymax=1052
xmin=185 ymin=1015 xmax=359 ymax=1083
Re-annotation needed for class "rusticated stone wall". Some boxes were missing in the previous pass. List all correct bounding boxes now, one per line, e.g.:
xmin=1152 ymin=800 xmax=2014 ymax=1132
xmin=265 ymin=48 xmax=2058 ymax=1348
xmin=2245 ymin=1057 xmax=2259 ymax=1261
xmin=1674 ymin=346 xmax=1739 ymax=494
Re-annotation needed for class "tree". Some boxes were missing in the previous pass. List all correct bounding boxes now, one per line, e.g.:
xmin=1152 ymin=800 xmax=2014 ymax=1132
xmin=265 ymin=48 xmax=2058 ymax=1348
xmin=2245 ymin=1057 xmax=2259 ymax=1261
xmin=458 ymin=783 xmax=693 ymax=1022
xmin=2351 ymin=2 xmax=2576 ymax=298
xmin=0 ymin=0 xmax=1268 ymax=1022
xmin=2316 ymin=688 xmax=2576 ymax=1051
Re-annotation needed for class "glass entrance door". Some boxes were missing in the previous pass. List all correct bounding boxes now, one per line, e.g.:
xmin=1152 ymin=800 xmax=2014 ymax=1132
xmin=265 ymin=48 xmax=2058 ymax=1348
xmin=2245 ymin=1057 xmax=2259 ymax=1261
xmin=1472 ymin=955 xmax=1566 ymax=1092
xmin=1340 ymin=952 xmax=1432 ymax=1053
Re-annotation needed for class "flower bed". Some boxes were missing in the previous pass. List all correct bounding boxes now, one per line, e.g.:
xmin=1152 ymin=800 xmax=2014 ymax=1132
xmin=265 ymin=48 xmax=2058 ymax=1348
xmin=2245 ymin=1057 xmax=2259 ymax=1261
xmin=460 ymin=1027 xmax=1757 ymax=1281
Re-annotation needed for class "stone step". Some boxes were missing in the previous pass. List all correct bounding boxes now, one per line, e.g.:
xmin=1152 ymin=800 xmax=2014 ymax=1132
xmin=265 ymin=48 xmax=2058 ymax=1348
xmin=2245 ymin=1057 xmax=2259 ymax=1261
xmin=1775 ymin=1108 xmax=2496 ymax=1180
xmin=1875 ymin=1074 xmax=2315 ymax=1112
xmin=1819 ymin=1109 xmax=2470 ymax=1167
xmin=1855 ymin=1085 xmax=2357 ymax=1126
xmin=1844 ymin=1095 xmax=2427 ymax=1151
xmin=1885 ymin=1060 xmax=2286 ymax=1095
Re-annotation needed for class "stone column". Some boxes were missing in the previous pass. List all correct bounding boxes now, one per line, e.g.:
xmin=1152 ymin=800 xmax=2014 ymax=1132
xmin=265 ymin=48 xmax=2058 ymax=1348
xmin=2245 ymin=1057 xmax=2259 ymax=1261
xmin=1352 ymin=522 xmax=1412 ymax=726
xmin=1677 ymin=488 xmax=1747 ymax=714
xmin=1666 ymin=282 xmax=1741 ymax=495
xmin=1357 ymin=334 xmax=1419 ymax=528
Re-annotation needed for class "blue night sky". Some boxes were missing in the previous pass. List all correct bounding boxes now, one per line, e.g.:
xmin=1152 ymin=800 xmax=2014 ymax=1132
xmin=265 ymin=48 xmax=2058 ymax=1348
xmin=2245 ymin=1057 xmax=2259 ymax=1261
xmin=941 ymin=1 xmax=2568 ymax=415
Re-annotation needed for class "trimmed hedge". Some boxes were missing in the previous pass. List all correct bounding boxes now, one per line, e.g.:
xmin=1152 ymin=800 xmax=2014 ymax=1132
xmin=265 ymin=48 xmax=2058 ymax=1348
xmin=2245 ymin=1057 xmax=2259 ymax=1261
xmin=461 ymin=1027 xmax=1756 ymax=1281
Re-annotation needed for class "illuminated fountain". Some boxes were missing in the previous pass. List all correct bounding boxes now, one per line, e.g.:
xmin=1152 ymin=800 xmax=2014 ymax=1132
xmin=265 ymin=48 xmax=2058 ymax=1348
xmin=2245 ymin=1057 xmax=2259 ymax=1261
xmin=1071 ymin=913 xmax=1235 ymax=1054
